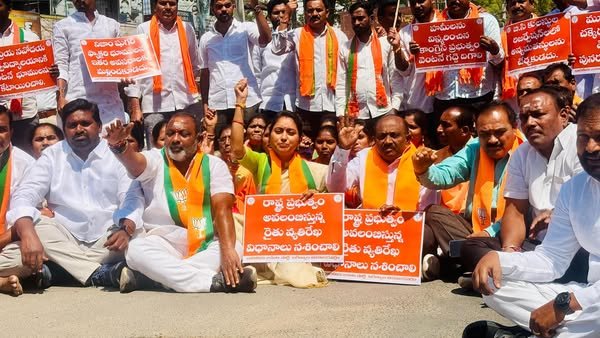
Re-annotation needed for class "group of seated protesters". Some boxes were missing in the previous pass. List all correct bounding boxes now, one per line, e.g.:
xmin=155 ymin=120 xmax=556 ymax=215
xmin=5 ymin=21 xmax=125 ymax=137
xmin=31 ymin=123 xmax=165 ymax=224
xmin=1 ymin=0 xmax=600 ymax=334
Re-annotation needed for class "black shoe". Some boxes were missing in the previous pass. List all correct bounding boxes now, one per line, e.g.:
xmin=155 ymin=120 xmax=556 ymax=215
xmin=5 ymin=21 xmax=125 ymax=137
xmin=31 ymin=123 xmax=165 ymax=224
xmin=88 ymin=261 xmax=126 ymax=288
xmin=210 ymin=266 xmax=257 ymax=293
xmin=35 ymin=264 xmax=52 ymax=289
xmin=463 ymin=320 xmax=530 ymax=338
xmin=119 ymin=267 xmax=160 ymax=293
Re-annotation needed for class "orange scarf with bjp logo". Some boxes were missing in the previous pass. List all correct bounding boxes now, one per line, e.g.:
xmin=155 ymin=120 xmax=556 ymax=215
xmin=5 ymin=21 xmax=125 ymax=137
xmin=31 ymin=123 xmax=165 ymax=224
xmin=425 ymin=3 xmax=484 ymax=96
xmin=471 ymin=130 xmax=525 ymax=232
xmin=362 ymin=144 xmax=421 ymax=210
xmin=150 ymin=16 xmax=198 ymax=96
xmin=0 ymin=148 xmax=12 ymax=234
xmin=299 ymin=24 xmax=338 ymax=97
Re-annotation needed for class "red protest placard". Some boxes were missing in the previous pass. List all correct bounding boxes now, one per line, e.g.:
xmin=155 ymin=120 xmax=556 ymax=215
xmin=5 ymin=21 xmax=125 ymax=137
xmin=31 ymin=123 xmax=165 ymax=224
xmin=322 ymin=209 xmax=424 ymax=285
xmin=0 ymin=40 xmax=56 ymax=100
xmin=411 ymin=18 xmax=487 ymax=73
xmin=80 ymin=35 xmax=161 ymax=82
xmin=570 ymin=12 xmax=600 ymax=74
xmin=505 ymin=13 xmax=570 ymax=76
xmin=242 ymin=193 xmax=344 ymax=263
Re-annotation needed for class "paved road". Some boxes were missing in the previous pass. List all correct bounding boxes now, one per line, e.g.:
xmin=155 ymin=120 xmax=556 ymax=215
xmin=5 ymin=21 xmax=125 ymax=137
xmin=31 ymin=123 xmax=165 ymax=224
xmin=0 ymin=280 xmax=511 ymax=337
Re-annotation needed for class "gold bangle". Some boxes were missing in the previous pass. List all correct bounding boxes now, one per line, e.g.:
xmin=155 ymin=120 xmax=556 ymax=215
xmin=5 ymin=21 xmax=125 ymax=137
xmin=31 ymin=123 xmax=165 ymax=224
xmin=235 ymin=103 xmax=246 ymax=110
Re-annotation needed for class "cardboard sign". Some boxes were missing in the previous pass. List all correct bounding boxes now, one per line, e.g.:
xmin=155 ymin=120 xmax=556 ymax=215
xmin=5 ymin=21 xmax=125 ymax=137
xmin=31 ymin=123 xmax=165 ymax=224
xmin=322 ymin=210 xmax=425 ymax=285
xmin=505 ymin=13 xmax=570 ymax=76
xmin=0 ymin=40 xmax=56 ymax=100
xmin=80 ymin=35 xmax=161 ymax=82
xmin=570 ymin=12 xmax=600 ymax=74
xmin=242 ymin=193 xmax=345 ymax=263
xmin=412 ymin=18 xmax=487 ymax=72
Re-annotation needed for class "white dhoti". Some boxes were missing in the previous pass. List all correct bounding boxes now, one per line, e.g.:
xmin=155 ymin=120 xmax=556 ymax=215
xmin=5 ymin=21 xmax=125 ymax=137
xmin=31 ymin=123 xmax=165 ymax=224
xmin=125 ymin=225 xmax=242 ymax=293
xmin=483 ymin=280 xmax=600 ymax=337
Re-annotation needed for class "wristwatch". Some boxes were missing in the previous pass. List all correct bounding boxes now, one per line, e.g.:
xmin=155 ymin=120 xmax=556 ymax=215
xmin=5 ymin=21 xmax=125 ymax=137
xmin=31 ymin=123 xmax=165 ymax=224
xmin=554 ymin=292 xmax=574 ymax=315
xmin=107 ymin=222 xmax=134 ymax=238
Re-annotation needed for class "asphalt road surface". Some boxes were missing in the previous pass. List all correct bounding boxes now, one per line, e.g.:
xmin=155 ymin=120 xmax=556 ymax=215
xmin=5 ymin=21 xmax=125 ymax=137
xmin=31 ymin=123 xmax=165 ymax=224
xmin=0 ymin=279 xmax=512 ymax=337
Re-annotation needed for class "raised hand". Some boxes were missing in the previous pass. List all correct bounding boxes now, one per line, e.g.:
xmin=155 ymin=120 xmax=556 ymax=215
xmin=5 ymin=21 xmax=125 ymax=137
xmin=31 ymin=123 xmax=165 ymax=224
xmin=337 ymin=116 xmax=364 ymax=150
xmin=234 ymin=78 xmax=249 ymax=105
xmin=387 ymin=27 xmax=401 ymax=50
xmin=104 ymin=120 xmax=133 ymax=147
xmin=412 ymin=147 xmax=437 ymax=175
xmin=409 ymin=41 xmax=421 ymax=55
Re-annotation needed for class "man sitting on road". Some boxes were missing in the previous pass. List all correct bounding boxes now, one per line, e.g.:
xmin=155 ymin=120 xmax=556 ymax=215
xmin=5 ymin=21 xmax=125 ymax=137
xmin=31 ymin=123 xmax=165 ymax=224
xmin=327 ymin=114 xmax=434 ymax=213
xmin=466 ymin=93 xmax=600 ymax=338
xmin=2 ymin=99 xmax=144 ymax=294
xmin=104 ymin=112 xmax=256 ymax=293
xmin=0 ymin=107 xmax=35 ymax=296
xmin=460 ymin=87 xmax=586 ymax=289
xmin=412 ymin=102 xmax=524 ymax=281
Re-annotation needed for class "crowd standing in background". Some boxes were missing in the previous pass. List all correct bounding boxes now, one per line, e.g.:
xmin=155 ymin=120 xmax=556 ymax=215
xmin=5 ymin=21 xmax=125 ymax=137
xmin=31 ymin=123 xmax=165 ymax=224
xmin=1 ymin=0 xmax=600 ymax=335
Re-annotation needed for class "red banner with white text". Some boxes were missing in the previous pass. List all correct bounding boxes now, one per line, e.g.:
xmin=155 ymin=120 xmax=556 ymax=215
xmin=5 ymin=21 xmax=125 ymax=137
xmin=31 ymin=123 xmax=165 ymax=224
xmin=570 ymin=12 xmax=600 ymax=74
xmin=322 ymin=210 xmax=425 ymax=285
xmin=505 ymin=13 xmax=570 ymax=76
xmin=411 ymin=18 xmax=487 ymax=72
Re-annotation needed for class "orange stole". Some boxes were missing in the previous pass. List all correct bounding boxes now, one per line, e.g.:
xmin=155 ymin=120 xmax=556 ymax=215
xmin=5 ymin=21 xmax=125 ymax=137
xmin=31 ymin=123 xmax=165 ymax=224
xmin=298 ymin=24 xmax=339 ymax=97
xmin=362 ymin=144 xmax=421 ymax=210
xmin=150 ymin=16 xmax=199 ymax=95
xmin=436 ymin=146 xmax=468 ymax=214
xmin=471 ymin=133 xmax=524 ymax=232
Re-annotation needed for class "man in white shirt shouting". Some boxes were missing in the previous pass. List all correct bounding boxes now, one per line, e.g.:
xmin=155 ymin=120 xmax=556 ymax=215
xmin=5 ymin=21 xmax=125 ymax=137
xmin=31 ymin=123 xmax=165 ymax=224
xmin=2 ymin=99 xmax=144 ymax=293
xmin=126 ymin=0 xmax=202 ymax=149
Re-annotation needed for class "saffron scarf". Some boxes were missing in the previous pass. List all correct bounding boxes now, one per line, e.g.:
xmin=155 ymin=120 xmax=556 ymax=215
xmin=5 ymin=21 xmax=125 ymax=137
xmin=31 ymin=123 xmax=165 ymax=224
xmin=150 ymin=16 xmax=199 ymax=95
xmin=436 ymin=146 xmax=468 ymax=214
xmin=261 ymin=149 xmax=316 ymax=194
xmin=345 ymin=30 xmax=388 ymax=117
xmin=9 ymin=23 xmax=24 ymax=116
xmin=471 ymin=131 xmax=525 ymax=232
xmin=298 ymin=24 xmax=338 ymax=97
xmin=362 ymin=144 xmax=421 ymax=210
xmin=0 ymin=148 xmax=12 ymax=233
xmin=163 ymin=149 xmax=213 ymax=256
xmin=425 ymin=3 xmax=483 ymax=96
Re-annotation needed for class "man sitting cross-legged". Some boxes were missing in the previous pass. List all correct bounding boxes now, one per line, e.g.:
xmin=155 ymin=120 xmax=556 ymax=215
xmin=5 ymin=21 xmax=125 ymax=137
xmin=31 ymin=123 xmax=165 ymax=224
xmin=104 ymin=112 xmax=256 ymax=293
xmin=2 ymin=99 xmax=145 ymax=293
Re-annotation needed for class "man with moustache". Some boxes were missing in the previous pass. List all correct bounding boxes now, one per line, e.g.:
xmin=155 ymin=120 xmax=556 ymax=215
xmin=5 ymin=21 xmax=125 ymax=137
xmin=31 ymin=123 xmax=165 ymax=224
xmin=125 ymin=0 xmax=202 ymax=149
xmin=271 ymin=0 xmax=347 ymax=138
xmin=393 ymin=0 xmax=505 ymax=120
xmin=335 ymin=1 xmax=401 ymax=125
xmin=104 ymin=114 xmax=256 ymax=293
xmin=199 ymin=0 xmax=271 ymax=135
xmin=53 ymin=0 xmax=126 ymax=125
xmin=1 ymin=99 xmax=144 ymax=294
xmin=459 ymin=87 xmax=585 ymax=290
xmin=412 ymin=102 xmax=523 ymax=280
xmin=468 ymin=94 xmax=600 ymax=338
xmin=327 ymin=114 xmax=431 ymax=214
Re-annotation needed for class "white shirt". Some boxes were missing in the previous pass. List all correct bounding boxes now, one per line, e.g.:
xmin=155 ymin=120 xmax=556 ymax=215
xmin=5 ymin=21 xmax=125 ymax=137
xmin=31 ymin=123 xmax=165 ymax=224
xmin=6 ymin=140 xmax=145 ymax=242
xmin=7 ymin=146 xmax=35 ymax=193
xmin=199 ymin=19 xmax=262 ymax=110
xmin=398 ymin=16 xmax=442 ymax=113
xmin=135 ymin=149 xmax=234 ymax=231
xmin=272 ymin=26 xmax=348 ymax=112
xmin=53 ymin=11 xmax=125 ymax=124
xmin=434 ymin=12 xmax=505 ymax=101
xmin=335 ymin=35 xmax=402 ymax=119
xmin=124 ymin=20 xmax=200 ymax=113
xmin=504 ymin=124 xmax=582 ymax=217
xmin=326 ymin=147 xmax=437 ymax=210
xmin=498 ymin=172 xmax=600 ymax=310
xmin=0 ymin=22 xmax=40 ymax=120
xmin=255 ymin=35 xmax=297 ymax=111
